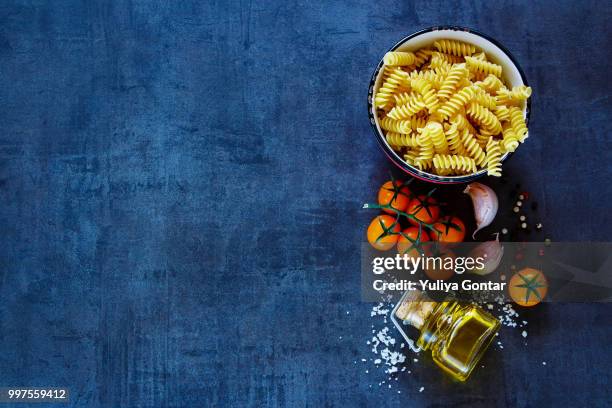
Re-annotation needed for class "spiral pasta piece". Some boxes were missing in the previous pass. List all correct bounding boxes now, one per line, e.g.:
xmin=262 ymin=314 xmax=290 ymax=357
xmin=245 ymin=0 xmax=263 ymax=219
xmin=459 ymin=76 xmax=472 ymax=88
xmin=410 ymin=116 xmax=428 ymax=131
xmin=445 ymin=123 xmax=468 ymax=156
xmin=496 ymin=85 xmax=533 ymax=105
xmin=410 ymin=149 xmax=433 ymax=171
xmin=475 ymin=74 xmax=506 ymax=94
xmin=508 ymin=106 xmax=528 ymax=141
xmin=494 ymin=105 xmax=510 ymax=122
xmin=413 ymin=48 xmax=433 ymax=67
xmin=437 ymin=63 xmax=468 ymax=101
xmin=375 ymin=67 xmax=411 ymax=109
xmin=380 ymin=116 xmax=412 ymax=134
xmin=385 ymin=132 xmax=418 ymax=148
xmin=510 ymin=85 xmax=532 ymax=99
xmin=422 ymin=121 xmax=448 ymax=154
xmin=473 ymin=86 xmax=497 ymax=110
xmin=431 ymin=51 xmax=464 ymax=64
xmin=472 ymin=52 xmax=487 ymax=61
xmin=388 ymin=94 xmax=427 ymax=119
xmin=460 ymin=129 xmax=487 ymax=166
xmin=450 ymin=113 xmax=477 ymax=134
xmin=381 ymin=65 xmax=411 ymax=84
xmin=393 ymin=92 xmax=411 ymax=106
xmin=436 ymin=86 xmax=476 ymax=119
xmin=409 ymin=67 xmax=449 ymax=89
xmin=415 ymin=131 xmax=434 ymax=164
xmin=384 ymin=51 xmax=416 ymax=66
xmin=374 ymin=91 xmax=394 ymax=111
xmin=466 ymin=101 xmax=502 ymax=134
xmin=486 ymin=138 xmax=502 ymax=177
xmin=403 ymin=150 xmax=418 ymax=165
xmin=411 ymin=78 xmax=440 ymax=113
xmin=433 ymin=39 xmax=476 ymax=56
xmin=414 ymin=157 xmax=433 ymax=171
xmin=433 ymin=154 xmax=477 ymax=174
xmin=501 ymin=126 xmax=520 ymax=153
xmin=429 ymin=54 xmax=453 ymax=71
xmin=475 ymin=131 xmax=492 ymax=148
xmin=465 ymin=56 xmax=503 ymax=78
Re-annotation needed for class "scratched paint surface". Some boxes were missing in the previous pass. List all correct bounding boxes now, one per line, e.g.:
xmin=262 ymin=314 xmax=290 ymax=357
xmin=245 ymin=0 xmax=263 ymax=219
xmin=0 ymin=1 xmax=610 ymax=407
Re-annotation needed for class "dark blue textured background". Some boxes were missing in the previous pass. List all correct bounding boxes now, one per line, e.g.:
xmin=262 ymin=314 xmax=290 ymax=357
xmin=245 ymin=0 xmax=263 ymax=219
xmin=0 ymin=1 xmax=611 ymax=407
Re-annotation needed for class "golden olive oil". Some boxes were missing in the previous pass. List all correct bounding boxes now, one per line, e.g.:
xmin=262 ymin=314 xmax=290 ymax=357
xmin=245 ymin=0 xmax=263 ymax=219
xmin=396 ymin=291 xmax=500 ymax=381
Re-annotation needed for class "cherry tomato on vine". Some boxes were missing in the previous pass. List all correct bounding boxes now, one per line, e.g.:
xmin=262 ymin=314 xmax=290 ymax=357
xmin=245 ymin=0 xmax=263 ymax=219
xmin=367 ymin=215 xmax=401 ymax=251
xmin=378 ymin=180 xmax=412 ymax=214
xmin=406 ymin=195 xmax=440 ymax=226
xmin=432 ymin=216 xmax=466 ymax=244
xmin=508 ymin=268 xmax=548 ymax=307
xmin=397 ymin=227 xmax=430 ymax=259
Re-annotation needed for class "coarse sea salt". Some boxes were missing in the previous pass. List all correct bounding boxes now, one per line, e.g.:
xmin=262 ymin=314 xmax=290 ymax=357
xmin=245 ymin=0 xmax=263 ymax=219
xmin=371 ymin=303 xmax=389 ymax=317
xmin=365 ymin=303 xmax=411 ymax=386
xmin=498 ymin=303 xmax=520 ymax=328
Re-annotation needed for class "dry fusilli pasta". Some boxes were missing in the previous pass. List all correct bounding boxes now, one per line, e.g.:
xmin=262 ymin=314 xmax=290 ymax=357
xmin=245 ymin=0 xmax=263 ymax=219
xmin=374 ymin=38 xmax=532 ymax=177
xmin=486 ymin=138 xmax=502 ymax=176
xmin=433 ymin=154 xmax=477 ymax=174
xmin=433 ymin=39 xmax=476 ymax=56
xmin=437 ymin=63 xmax=468 ymax=101
xmin=465 ymin=56 xmax=503 ymax=78
xmin=384 ymin=51 xmax=416 ymax=66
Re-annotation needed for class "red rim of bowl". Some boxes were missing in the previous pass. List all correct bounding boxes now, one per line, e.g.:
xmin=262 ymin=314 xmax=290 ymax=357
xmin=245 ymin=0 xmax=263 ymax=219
xmin=367 ymin=25 xmax=531 ymax=184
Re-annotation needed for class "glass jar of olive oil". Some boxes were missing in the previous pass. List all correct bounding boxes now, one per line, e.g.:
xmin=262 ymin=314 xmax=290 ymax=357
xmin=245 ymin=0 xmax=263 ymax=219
xmin=396 ymin=291 xmax=500 ymax=381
